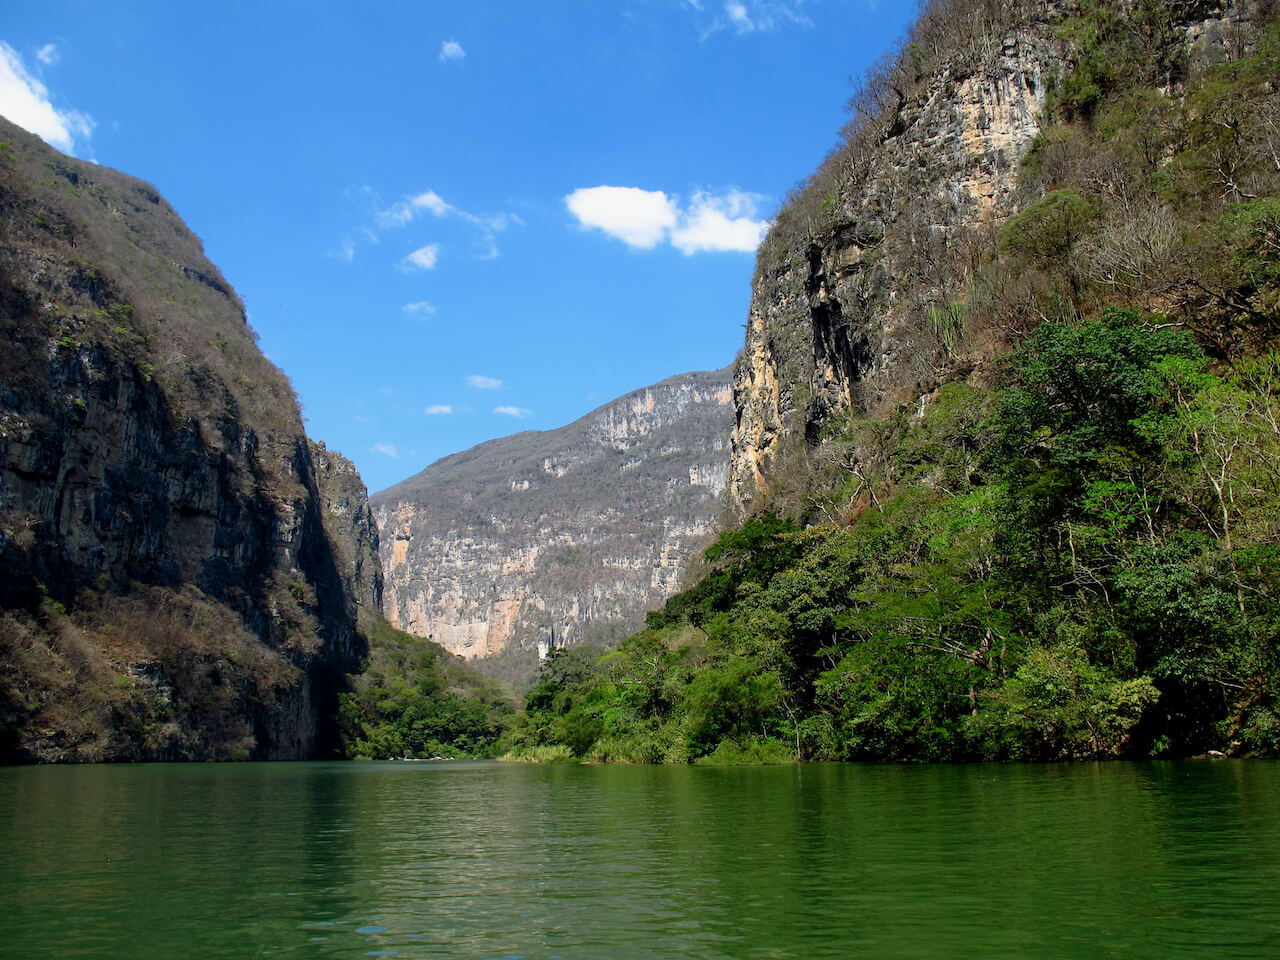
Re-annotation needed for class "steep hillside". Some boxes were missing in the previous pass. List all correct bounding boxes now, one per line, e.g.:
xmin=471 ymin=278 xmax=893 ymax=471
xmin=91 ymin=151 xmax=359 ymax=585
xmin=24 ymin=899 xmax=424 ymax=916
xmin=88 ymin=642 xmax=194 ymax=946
xmin=373 ymin=369 xmax=733 ymax=687
xmin=729 ymin=0 xmax=1269 ymax=511
xmin=505 ymin=0 xmax=1280 ymax=763
xmin=0 ymin=118 xmax=378 ymax=761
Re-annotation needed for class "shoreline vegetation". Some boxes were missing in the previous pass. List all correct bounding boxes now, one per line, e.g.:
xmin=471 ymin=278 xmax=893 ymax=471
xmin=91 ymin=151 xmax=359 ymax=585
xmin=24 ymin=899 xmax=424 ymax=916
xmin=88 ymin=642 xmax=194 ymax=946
xmin=493 ymin=318 xmax=1280 ymax=765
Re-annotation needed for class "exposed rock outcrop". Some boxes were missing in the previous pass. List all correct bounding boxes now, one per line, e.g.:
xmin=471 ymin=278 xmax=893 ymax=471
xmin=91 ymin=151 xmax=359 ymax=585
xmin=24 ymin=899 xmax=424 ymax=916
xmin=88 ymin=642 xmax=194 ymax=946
xmin=0 ymin=117 xmax=373 ymax=761
xmin=727 ymin=0 xmax=1251 ymax=509
xmin=372 ymin=369 xmax=733 ymax=687
xmin=729 ymin=9 xmax=1060 ymax=507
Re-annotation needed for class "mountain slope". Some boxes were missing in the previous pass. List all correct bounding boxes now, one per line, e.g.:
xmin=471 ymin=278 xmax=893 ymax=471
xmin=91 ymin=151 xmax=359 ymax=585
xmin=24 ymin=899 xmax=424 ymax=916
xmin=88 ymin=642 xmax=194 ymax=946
xmin=504 ymin=0 xmax=1280 ymax=763
xmin=0 ymin=117 xmax=378 ymax=761
xmin=372 ymin=369 xmax=733 ymax=687
xmin=728 ymin=0 xmax=1264 ymax=511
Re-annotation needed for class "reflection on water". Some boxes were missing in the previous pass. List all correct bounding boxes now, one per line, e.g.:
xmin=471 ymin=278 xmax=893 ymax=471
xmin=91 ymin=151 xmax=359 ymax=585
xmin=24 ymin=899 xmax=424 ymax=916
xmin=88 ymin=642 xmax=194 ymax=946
xmin=1 ymin=761 xmax=1278 ymax=958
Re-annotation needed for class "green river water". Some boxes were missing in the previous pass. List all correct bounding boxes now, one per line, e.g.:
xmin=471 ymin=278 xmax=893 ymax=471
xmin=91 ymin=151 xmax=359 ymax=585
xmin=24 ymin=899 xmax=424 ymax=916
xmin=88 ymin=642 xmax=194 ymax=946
xmin=1 ymin=760 xmax=1277 ymax=958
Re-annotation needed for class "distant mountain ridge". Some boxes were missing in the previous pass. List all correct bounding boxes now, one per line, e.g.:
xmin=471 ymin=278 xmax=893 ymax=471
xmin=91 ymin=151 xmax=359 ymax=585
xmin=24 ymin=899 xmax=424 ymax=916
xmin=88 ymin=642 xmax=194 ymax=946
xmin=372 ymin=368 xmax=733 ymax=685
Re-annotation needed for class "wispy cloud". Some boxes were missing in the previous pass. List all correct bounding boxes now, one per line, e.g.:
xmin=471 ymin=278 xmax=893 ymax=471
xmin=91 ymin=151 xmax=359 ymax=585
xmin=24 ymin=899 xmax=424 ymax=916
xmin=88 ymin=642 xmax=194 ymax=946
xmin=466 ymin=375 xmax=502 ymax=390
xmin=401 ymin=244 xmax=440 ymax=271
xmin=565 ymin=185 xmax=768 ymax=254
xmin=331 ymin=237 xmax=356 ymax=263
xmin=439 ymin=40 xmax=466 ymax=63
xmin=0 ymin=42 xmax=93 ymax=155
xmin=494 ymin=405 xmax=531 ymax=418
xmin=329 ymin=214 xmax=378 ymax=262
xmin=726 ymin=2 xmax=752 ymax=28
xmin=687 ymin=0 xmax=813 ymax=39
xmin=376 ymin=190 xmax=451 ymax=229
xmin=363 ymin=188 xmax=522 ymax=263
xmin=36 ymin=43 xmax=59 ymax=66
xmin=424 ymin=404 xmax=453 ymax=415
xmin=371 ymin=442 xmax=400 ymax=458
xmin=402 ymin=300 xmax=437 ymax=316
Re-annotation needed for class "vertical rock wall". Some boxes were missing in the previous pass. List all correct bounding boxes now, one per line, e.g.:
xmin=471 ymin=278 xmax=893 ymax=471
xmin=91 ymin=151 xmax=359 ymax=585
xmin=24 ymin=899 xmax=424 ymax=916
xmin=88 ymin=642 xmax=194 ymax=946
xmin=0 ymin=117 xmax=375 ymax=761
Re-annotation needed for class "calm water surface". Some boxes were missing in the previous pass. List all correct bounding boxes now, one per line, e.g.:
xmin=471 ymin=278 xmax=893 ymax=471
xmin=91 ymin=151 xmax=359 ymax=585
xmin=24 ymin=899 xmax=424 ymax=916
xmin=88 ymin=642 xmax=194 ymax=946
xmin=1 ymin=760 xmax=1277 ymax=958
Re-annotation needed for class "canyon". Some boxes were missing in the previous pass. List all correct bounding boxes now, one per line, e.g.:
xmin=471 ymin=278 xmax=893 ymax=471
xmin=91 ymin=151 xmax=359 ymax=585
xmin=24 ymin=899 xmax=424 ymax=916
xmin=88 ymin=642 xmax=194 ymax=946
xmin=372 ymin=369 xmax=733 ymax=686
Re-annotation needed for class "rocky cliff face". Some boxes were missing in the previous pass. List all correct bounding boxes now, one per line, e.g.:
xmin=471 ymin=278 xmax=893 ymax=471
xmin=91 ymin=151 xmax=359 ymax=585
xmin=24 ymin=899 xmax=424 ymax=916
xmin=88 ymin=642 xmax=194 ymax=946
xmin=0 ymin=118 xmax=376 ymax=761
xmin=727 ymin=0 xmax=1243 ymax=509
xmin=372 ymin=370 xmax=733 ymax=686
xmin=311 ymin=441 xmax=383 ymax=614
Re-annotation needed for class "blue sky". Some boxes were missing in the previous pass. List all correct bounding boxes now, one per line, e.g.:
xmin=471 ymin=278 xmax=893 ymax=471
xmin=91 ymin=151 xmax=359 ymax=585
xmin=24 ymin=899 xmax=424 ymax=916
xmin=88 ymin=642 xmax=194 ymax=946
xmin=2 ymin=1 xmax=916 ymax=493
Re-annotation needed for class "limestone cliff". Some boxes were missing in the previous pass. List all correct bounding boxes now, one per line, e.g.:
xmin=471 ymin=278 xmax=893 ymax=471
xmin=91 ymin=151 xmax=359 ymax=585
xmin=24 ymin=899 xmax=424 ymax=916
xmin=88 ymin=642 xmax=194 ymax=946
xmin=728 ymin=0 xmax=1245 ymax=509
xmin=372 ymin=369 xmax=733 ymax=687
xmin=0 ymin=117 xmax=376 ymax=761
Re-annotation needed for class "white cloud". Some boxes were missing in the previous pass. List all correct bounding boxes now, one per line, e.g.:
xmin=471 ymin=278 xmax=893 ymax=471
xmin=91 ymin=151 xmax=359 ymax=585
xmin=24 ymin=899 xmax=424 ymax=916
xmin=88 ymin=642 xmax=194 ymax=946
xmin=566 ymin=185 xmax=768 ymax=255
xmin=439 ymin=40 xmax=466 ymax=63
xmin=670 ymin=190 xmax=770 ymax=254
xmin=424 ymin=404 xmax=453 ymax=415
xmin=565 ymin=186 xmax=678 ymax=249
xmin=402 ymin=244 xmax=440 ymax=271
xmin=411 ymin=190 xmax=451 ymax=216
xmin=0 ymin=42 xmax=93 ymax=155
xmin=466 ymin=374 xmax=502 ymax=390
xmin=371 ymin=442 xmax=400 ymax=458
xmin=726 ymin=2 xmax=752 ymax=28
xmin=494 ymin=405 xmax=531 ymax=418
xmin=402 ymin=300 xmax=437 ymax=316
xmin=36 ymin=44 xmax=59 ymax=67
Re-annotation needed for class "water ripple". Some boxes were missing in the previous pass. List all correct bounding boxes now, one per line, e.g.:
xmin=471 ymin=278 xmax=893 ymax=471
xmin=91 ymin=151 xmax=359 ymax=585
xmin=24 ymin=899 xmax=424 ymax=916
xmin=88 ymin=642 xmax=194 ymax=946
xmin=1 ymin=761 xmax=1278 ymax=958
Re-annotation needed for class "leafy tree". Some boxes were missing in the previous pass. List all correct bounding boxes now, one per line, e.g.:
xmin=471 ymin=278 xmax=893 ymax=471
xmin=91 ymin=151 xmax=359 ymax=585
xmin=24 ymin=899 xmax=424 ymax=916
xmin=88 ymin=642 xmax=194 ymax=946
xmin=997 ymin=189 xmax=1097 ymax=268
xmin=339 ymin=618 xmax=513 ymax=759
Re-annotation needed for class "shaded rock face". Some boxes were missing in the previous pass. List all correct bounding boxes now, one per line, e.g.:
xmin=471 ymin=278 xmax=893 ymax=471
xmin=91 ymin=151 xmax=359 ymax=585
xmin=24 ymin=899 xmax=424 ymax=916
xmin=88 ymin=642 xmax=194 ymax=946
xmin=372 ymin=370 xmax=733 ymax=686
xmin=0 ymin=118 xmax=373 ymax=761
xmin=726 ymin=0 xmax=1248 ymax=509
xmin=311 ymin=441 xmax=383 ymax=614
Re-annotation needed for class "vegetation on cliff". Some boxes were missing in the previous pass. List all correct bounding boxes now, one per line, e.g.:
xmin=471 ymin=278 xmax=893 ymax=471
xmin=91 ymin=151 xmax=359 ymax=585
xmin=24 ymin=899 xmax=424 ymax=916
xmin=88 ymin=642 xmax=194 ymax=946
xmin=0 ymin=118 xmax=369 ymax=761
xmin=338 ymin=613 xmax=513 ymax=759
xmin=508 ymin=315 xmax=1280 ymax=762
xmin=503 ymin=0 xmax=1280 ymax=763
xmin=0 ymin=120 xmax=516 ymax=764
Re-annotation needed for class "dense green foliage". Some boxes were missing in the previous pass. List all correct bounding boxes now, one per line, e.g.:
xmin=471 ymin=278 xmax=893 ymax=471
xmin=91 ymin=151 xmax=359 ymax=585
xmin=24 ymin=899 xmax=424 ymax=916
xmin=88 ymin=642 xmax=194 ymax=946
xmin=506 ymin=315 xmax=1280 ymax=762
xmin=338 ymin=616 xmax=514 ymax=759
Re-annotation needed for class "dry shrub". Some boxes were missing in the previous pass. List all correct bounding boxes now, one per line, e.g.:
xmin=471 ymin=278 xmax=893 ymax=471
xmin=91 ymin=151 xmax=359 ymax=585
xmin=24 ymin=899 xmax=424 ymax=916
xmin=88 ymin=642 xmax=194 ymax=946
xmin=0 ymin=585 xmax=302 ymax=762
